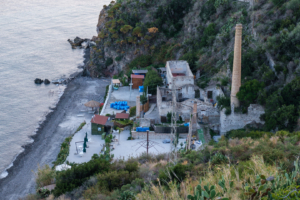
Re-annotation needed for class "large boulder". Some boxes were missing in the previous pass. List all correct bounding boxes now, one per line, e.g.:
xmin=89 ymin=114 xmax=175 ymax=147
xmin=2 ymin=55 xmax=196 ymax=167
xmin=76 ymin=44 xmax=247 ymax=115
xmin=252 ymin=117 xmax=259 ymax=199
xmin=34 ymin=78 xmax=43 ymax=84
xmin=44 ymin=79 xmax=50 ymax=84
xmin=74 ymin=37 xmax=84 ymax=46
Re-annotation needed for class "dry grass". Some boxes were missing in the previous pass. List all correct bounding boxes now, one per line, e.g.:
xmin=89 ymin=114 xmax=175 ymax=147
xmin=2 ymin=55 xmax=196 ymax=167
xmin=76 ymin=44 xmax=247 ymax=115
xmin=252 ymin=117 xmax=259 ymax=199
xmin=34 ymin=164 xmax=55 ymax=188
xmin=136 ymin=155 xmax=278 ymax=200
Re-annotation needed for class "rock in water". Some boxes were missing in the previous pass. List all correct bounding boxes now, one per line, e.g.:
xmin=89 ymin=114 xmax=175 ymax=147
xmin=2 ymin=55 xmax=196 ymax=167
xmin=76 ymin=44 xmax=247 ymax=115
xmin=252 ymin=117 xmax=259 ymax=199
xmin=44 ymin=79 xmax=50 ymax=84
xmin=34 ymin=78 xmax=43 ymax=84
xmin=74 ymin=37 xmax=84 ymax=46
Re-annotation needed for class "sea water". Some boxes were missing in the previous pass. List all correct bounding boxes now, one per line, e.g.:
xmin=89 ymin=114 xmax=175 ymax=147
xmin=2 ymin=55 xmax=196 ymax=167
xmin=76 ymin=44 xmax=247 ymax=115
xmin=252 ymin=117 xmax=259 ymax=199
xmin=0 ymin=0 xmax=110 ymax=178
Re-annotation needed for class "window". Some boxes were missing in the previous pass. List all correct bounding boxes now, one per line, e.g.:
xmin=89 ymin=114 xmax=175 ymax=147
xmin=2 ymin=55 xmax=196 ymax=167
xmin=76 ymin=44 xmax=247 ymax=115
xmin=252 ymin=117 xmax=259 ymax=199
xmin=207 ymin=91 xmax=213 ymax=99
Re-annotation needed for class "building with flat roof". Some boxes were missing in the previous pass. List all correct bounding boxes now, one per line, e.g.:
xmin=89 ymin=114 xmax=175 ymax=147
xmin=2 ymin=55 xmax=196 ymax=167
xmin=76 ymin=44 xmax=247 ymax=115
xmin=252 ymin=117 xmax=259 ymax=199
xmin=166 ymin=61 xmax=194 ymax=89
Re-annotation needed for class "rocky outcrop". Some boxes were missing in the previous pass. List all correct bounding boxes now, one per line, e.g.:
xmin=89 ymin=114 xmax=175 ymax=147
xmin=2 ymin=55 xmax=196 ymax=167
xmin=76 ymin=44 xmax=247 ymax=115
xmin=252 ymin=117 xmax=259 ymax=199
xmin=34 ymin=78 xmax=43 ymax=84
xmin=67 ymin=37 xmax=90 ymax=49
xmin=44 ymin=79 xmax=50 ymax=84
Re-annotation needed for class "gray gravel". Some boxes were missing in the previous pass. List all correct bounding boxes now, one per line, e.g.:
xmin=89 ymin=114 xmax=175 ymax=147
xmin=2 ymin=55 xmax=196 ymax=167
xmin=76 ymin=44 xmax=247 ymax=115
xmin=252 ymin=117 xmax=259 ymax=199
xmin=0 ymin=76 xmax=110 ymax=199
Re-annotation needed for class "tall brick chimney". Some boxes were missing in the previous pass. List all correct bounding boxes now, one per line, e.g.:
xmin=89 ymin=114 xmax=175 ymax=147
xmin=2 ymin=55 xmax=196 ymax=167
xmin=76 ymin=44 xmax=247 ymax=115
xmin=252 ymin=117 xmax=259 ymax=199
xmin=231 ymin=24 xmax=243 ymax=107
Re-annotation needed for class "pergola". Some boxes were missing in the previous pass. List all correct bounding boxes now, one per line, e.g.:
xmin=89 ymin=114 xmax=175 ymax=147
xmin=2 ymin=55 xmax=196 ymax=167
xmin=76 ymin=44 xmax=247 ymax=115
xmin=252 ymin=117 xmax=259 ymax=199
xmin=112 ymin=79 xmax=121 ymax=86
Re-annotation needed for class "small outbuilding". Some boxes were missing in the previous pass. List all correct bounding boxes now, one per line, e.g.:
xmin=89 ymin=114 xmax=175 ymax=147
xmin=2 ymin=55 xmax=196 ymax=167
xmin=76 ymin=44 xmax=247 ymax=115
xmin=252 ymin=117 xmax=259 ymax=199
xmin=112 ymin=79 xmax=121 ymax=86
xmin=131 ymin=74 xmax=144 ymax=89
xmin=115 ymin=113 xmax=130 ymax=120
xmin=91 ymin=115 xmax=112 ymax=135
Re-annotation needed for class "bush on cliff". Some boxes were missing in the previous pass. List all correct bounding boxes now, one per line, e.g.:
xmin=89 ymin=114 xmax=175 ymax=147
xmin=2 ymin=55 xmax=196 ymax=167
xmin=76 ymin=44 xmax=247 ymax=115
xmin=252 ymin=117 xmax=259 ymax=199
xmin=154 ymin=0 xmax=193 ymax=38
xmin=236 ymin=79 xmax=264 ymax=108
xmin=143 ymin=70 xmax=163 ymax=95
xmin=53 ymin=156 xmax=111 ymax=197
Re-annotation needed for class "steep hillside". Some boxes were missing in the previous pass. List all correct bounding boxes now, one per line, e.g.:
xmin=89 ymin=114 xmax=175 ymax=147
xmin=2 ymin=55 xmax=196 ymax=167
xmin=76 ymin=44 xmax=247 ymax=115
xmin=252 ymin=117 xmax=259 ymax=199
xmin=88 ymin=0 xmax=300 ymax=131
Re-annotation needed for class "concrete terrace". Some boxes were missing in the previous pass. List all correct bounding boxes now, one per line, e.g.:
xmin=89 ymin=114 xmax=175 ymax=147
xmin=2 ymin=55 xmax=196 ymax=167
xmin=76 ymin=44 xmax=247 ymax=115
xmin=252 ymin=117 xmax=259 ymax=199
xmin=101 ymin=86 xmax=140 ymax=116
xmin=66 ymin=124 xmax=180 ymax=163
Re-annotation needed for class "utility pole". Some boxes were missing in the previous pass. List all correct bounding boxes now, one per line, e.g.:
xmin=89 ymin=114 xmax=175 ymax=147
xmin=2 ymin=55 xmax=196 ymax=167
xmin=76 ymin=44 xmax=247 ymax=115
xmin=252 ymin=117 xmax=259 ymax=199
xmin=170 ymin=79 xmax=177 ymax=164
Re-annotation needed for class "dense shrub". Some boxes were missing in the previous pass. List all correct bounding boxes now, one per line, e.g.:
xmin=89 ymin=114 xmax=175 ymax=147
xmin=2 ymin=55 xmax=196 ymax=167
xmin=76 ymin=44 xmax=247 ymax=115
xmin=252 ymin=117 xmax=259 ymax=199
xmin=263 ymin=77 xmax=300 ymax=131
xmin=271 ymin=0 xmax=286 ymax=7
xmin=226 ymin=129 xmax=273 ymax=139
xmin=216 ymin=95 xmax=231 ymax=114
xmin=199 ymin=23 xmax=217 ymax=48
xmin=236 ymin=79 xmax=264 ymax=108
xmin=105 ymin=57 xmax=113 ymax=67
xmin=129 ymin=106 xmax=136 ymax=117
xmin=179 ymin=51 xmax=198 ymax=72
xmin=199 ymin=0 xmax=216 ymax=20
xmin=154 ymin=0 xmax=193 ymax=37
xmin=34 ymin=165 xmax=55 ymax=188
xmin=115 ymin=55 xmax=123 ymax=61
xmin=127 ymin=55 xmax=152 ymax=71
xmin=53 ymin=157 xmax=111 ymax=197
xmin=143 ymin=70 xmax=163 ymax=95
xmin=158 ymin=163 xmax=190 ymax=184
xmin=97 ymin=170 xmax=138 ymax=192
xmin=221 ymin=77 xmax=229 ymax=86
xmin=211 ymin=152 xmax=228 ymax=165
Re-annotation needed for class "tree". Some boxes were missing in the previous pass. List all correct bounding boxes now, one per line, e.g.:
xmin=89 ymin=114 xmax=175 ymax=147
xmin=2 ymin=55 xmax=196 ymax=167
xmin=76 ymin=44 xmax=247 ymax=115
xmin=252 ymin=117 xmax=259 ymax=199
xmin=143 ymin=70 xmax=163 ymax=95
xmin=236 ymin=79 xmax=264 ymax=107
xmin=265 ymin=105 xmax=298 ymax=131
xmin=180 ymin=52 xmax=198 ymax=73
xmin=120 ymin=25 xmax=133 ymax=34
xmin=132 ymin=27 xmax=142 ymax=37
xmin=148 ymin=27 xmax=159 ymax=34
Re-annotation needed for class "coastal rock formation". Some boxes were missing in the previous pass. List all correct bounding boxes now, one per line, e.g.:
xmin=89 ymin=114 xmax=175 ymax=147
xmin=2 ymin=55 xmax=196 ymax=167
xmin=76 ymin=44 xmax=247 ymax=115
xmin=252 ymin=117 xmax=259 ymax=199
xmin=44 ymin=79 xmax=50 ymax=84
xmin=34 ymin=78 xmax=43 ymax=84
xmin=67 ymin=37 xmax=90 ymax=49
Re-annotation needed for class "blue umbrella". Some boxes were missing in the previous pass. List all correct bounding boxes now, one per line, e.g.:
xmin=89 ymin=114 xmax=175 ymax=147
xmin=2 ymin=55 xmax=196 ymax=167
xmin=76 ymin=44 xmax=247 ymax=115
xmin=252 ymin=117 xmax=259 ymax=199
xmin=85 ymin=132 xmax=88 ymax=142
xmin=83 ymin=141 xmax=87 ymax=153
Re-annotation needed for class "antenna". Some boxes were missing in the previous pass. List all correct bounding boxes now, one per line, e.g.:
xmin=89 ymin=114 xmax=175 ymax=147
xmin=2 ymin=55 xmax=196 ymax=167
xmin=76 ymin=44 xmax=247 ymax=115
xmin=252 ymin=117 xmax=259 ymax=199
xmin=133 ymin=130 xmax=162 ymax=156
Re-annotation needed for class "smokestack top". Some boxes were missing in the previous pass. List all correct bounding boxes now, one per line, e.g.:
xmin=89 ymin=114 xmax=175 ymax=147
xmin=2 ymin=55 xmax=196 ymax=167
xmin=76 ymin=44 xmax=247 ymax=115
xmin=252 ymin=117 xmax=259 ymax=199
xmin=236 ymin=24 xmax=243 ymax=29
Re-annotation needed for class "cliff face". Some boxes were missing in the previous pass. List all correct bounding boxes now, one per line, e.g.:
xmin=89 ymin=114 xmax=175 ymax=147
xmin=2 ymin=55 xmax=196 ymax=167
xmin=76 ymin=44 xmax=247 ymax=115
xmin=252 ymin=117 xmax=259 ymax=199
xmin=89 ymin=0 xmax=300 ymax=131
xmin=91 ymin=0 xmax=300 ymax=79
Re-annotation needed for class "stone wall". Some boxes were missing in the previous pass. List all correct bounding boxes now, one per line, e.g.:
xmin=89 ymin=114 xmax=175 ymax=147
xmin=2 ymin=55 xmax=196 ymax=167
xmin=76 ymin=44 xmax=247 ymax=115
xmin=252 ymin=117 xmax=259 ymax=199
xmin=137 ymin=118 xmax=152 ymax=127
xmin=136 ymin=96 xmax=140 ymax=117
xmin=100 ymin=84 xmax=112 ymax=116
xmin=220 ymin=104 xmax=265 ymax=135
xmin=132 ymin=131 xmax=172 ymax=139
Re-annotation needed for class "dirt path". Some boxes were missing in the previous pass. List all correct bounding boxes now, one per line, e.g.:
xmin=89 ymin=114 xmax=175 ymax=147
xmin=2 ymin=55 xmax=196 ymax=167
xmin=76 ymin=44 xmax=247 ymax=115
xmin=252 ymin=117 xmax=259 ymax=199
xmin=0 ymin=77 xmax=110 ymax=199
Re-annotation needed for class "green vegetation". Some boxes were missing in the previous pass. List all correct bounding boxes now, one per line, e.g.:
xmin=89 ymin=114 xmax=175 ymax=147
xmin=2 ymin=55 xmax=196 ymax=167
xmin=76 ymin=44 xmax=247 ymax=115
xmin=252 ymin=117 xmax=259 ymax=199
xmin=114 ymin=119 xmax=133 ymax=126
xmin=237 ymin=79 xmax=264 ymax=108
xmin=129 ymin=106 xmax=136 ymax=117
xmin=29 ymin=1 xmax=300 ymax=198
xmin=155 ymin=0 xmax=193 ymax=38
xmin=27 ymin=129 xmax=300 ymax=199
xmin=105 ymin=57 xmax=113 ymax=67
xmin=53 ymin=156 xmax=112 ymax=196
xmin=143 ymin=70 xmax=163 ymax=95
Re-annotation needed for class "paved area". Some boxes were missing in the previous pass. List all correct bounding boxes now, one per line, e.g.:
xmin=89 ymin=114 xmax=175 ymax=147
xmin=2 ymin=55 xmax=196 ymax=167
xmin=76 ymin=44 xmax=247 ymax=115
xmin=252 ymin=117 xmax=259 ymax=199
xmin=111 ymin=130 xmax=186 ymax=160
xmin=102 ymin=86 xmax=141 ymax=116
xmin=67 ymin=123 xmax=104 ymax=164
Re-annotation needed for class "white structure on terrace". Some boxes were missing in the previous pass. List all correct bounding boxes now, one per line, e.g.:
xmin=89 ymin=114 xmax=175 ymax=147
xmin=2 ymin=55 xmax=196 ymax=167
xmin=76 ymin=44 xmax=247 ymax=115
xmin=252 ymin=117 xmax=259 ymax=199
xmin=166 ymin=61 xmax=195 ymax=99
xmin=156 ymin=61 xmax=220 ymax=125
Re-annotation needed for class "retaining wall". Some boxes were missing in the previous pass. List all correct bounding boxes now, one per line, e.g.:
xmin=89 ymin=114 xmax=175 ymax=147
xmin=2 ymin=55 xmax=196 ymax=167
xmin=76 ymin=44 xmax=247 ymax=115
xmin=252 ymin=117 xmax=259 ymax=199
xmin=100 ymin=84 xmax=112 ymax=116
